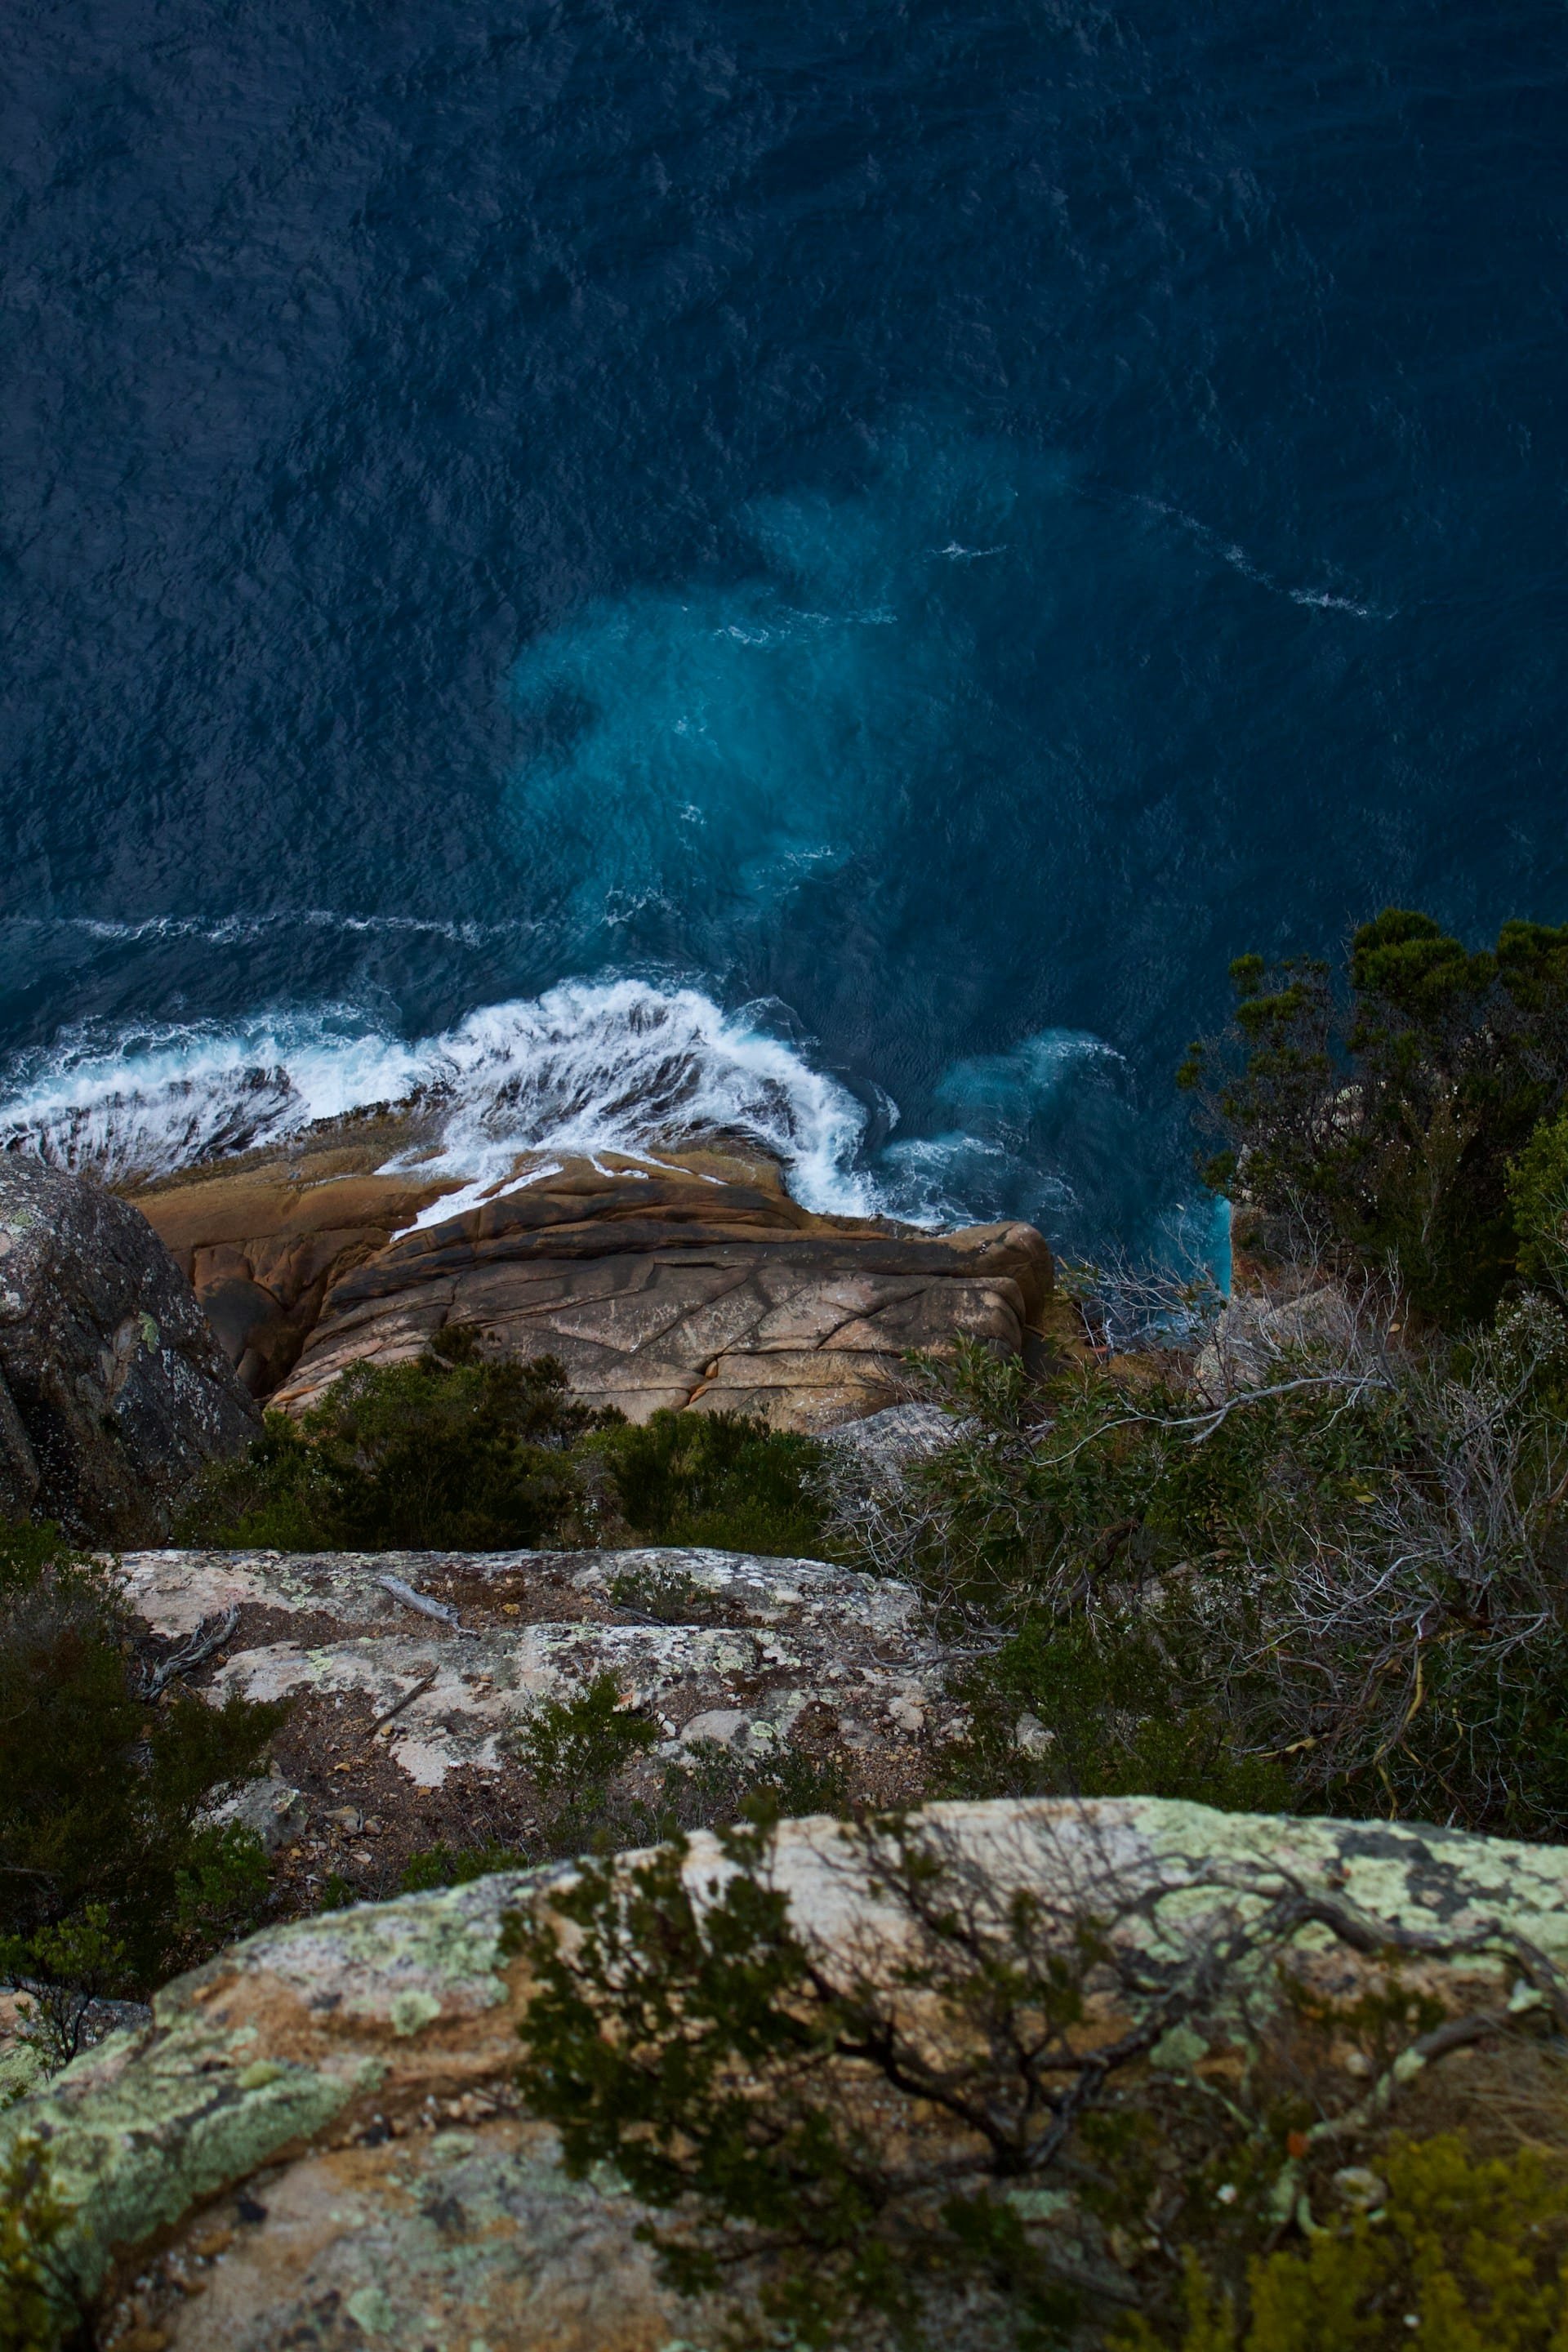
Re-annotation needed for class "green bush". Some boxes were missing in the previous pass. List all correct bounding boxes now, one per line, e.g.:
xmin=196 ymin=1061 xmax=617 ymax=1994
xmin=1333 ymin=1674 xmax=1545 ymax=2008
xmin=1509 ymin=1107 xmax=1568 ymax=1296
xmin=591 ymin=1405 xmax=828 ymax=1557
xmin=1120 ymin=2136 xmax=1568 ymax=2351
xmin=0 ymin=2134 xmax=78 ymax=2352
xmin=0 ymin=1525 xmax=283 ymax=1995
xmin=511 ymin=1811 xmax=1561 ymax=2350
xmin=398 ymin=1842 xmax=532 ymax=1895
xmin=178 ymin=1335 xmax=612 ymax=1550
xmin=838 ymin=1300 xmax=1568 ymax=1842
xmin=1178 ymin=908 xmax=1568 ymax=1327
xmin=180 ymin=1339 xmax=828 ymax=1559
xmin=938 ymin=1616 xmax=1291 ymax=1816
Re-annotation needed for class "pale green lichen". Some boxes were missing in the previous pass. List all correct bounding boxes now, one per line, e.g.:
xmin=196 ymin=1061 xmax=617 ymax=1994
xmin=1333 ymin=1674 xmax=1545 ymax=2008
xmin=390 ymin=1989 xmax=443 ymax=2038
xmin=4 ymin=1800 xmax=1568 ymax=2307
xmin=347 ymin=2285 xmax=396 ymax=2332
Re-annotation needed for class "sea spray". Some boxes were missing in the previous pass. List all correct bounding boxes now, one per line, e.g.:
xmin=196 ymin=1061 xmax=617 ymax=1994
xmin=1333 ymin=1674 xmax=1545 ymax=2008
xmin=0 ymin=982 xmax=882 ymax=1218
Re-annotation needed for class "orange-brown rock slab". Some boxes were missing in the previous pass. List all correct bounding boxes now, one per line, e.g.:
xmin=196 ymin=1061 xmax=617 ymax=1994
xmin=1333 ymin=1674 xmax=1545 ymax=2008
xmin=274 ymin=1178 xmax=1054 ymax=1429
xmin=128 ymin=1129 xmax=1054 ymax=1426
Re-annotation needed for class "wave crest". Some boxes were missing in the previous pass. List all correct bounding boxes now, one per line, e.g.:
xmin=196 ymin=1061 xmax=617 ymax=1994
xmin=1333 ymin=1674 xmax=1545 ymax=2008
xmin=0 ymin=982 xmax=880 ymax=1218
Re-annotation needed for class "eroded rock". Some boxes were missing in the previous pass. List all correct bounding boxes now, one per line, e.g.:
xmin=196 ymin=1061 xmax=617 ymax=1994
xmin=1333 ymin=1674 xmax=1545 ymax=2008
xmin=131 ymin=1137 xmax=1053 ymax=1429
xmin=0 ymin=1157 xmax=259 ymax=1541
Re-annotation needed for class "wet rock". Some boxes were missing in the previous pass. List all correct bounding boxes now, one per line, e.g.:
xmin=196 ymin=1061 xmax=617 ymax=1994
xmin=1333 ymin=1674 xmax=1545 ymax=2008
xmin=0 ymin=1157 xmax=259 ymax=1541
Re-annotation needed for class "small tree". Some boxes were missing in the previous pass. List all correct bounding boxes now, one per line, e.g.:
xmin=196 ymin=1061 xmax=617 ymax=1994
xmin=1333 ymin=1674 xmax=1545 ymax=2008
xmin=1178 ymin=909 xmax=1568 ymax=1326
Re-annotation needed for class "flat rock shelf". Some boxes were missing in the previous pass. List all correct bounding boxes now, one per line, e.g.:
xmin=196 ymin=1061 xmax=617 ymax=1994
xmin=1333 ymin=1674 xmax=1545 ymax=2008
xmin=116 ymin=1545 xmax=956 ymax=1908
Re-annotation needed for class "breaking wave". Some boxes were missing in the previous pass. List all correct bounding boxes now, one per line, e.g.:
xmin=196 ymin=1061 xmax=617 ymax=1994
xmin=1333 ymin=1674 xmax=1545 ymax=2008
xmin=0 ymin=981 xmax=886 ymax=1220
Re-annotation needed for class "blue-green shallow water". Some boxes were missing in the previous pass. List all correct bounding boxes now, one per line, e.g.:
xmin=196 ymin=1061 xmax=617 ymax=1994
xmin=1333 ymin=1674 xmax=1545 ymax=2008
xmin=2 ymin=2 xmax=1564 ymax=1251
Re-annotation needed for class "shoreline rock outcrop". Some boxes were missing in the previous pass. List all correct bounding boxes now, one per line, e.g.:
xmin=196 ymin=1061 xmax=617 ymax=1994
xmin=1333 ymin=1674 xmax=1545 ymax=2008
xmin=131 ymin=1128 xmax=1054 ymax=1429
xmin=0 ymin=1157 xmax=259 ymax=1542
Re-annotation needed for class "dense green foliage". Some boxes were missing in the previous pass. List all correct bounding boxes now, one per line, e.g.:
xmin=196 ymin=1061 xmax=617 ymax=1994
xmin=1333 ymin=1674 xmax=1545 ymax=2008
xmin=1120 ymin=2136 xmax=1568 ymax=2351
xmin=509 ymin=1811 xmax=1089 ymax=2349
xmin=596 ymin=1406 xmax=827 ymax=1557
xmin=1178 ymin=907 xmax=1568 ymax=1327
xmin=177 ymin=1331 xmax=609 ymax=1550
xmin=0 ymin=2136 xmax=78 ymax=2351
xmin=0 ymin=1523 xmax=283 ymax=1998
xmin=179 ymin=1334 xmax=827 ymax=1558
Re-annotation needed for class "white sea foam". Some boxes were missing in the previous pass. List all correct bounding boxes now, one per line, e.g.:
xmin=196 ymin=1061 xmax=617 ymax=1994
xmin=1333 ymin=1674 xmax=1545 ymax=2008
xmin=0 ymin=981 xmax=884 ymax=1219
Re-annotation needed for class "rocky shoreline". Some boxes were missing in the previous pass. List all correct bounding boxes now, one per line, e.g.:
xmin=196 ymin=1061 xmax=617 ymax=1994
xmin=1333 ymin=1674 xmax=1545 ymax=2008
xmin=131 ymin=1118 xmax=1055 ymax=1432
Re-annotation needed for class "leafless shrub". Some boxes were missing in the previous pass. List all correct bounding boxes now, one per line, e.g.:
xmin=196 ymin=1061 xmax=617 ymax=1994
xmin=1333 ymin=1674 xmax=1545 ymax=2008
xmin=1232 ymin=1289 xmax=1568 ymax=1815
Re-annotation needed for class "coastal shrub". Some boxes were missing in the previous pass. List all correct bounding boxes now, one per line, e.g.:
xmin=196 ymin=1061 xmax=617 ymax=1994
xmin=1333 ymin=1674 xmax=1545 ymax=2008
xmin=0 ymin=2135 xmax=78 ymax=2352
xmin=179 ymin=1341 xmax=828 ymax=1557
xmin=937 ymin=1617 xmax=1291 ymax=1816
xmin=398 ymin=1842 xmax=532 ymax=1895
xmin=1118 ymin=2136 xmax=1568 ymax=2351
xmin=0 ymin=1523 xmax=283 ymax=1994
xmin=1177 ymin=907 xmax=1568 ymax=1326
xmin=500 ymin=1674 xmax=845 ymax=1864
xmin=510 ymin=1810 xmax=1561 ymax=2350
xmin=590 ymin=1406 xmax=828 ymax=1558
xmin=837 ymin=1289 xmax=1568 ymax=1840
xmin=176 ymin=1336 xmax=612 ymax=1550
xmin=1509 ymin=1107 xmax=1568 ymax=1297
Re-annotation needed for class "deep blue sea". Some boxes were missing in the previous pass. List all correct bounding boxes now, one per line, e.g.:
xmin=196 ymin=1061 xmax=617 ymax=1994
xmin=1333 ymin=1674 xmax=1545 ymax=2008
xmin=2 ymin=1 xmax=1565 ymax=1256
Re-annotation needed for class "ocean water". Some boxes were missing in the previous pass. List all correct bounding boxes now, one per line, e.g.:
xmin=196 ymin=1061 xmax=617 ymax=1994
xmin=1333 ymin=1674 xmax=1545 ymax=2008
xmin=2 ymin=2 xmax=1564 ymax=1254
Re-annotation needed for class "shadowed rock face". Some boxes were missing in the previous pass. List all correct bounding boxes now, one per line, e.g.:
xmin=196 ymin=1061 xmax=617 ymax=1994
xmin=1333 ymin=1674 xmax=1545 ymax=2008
xmin=0 ymin=1158 xmax=259 ymax=1541
xmin=133 ymin=1138 xmax=1054 ymax=1428
xmin=8 ymin=1796 xmax=1568 ymax=2350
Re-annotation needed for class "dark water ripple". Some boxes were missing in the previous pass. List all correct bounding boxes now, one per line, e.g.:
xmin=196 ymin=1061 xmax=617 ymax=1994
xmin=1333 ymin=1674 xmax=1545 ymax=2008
xmin=2 ymin=1 xmax=1565 ymax=1248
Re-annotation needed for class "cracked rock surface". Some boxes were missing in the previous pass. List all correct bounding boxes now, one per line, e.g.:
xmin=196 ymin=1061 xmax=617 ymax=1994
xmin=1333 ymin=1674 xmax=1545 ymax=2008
xmin=123 ymin=1545 xmax=950 ymax=1790
xmin=133 ymin=1136 xmax=1053 ymax=1427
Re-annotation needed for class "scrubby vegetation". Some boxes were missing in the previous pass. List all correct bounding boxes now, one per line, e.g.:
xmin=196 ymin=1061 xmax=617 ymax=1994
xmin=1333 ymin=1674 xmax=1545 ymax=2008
xmin=0 ymin=1521 xmax=283 ymax=2025
xmin=511 ymin=1802 xmax=1568 ymax=2350
xmin=177 ymin=1327 xmax=827 ymax=1559
xmin=1176 ymin=907 xmax=1568 ymax=1328
xmin=0 ymin=2134 xmax=78 ymax=2350
xmin=176 ymin=1331 xmax=612 ymax=1551
xmin=809 ymin=909 xmax=1568 ymax=1843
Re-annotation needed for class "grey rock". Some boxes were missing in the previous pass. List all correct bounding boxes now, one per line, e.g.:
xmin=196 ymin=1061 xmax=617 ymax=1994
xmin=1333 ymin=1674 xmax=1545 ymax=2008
xmin=0 ymin=1158 xmax=260 ymax=1541
xmin=1014 ymin=1711 xmax=1055 ymax=1757
xmin=1195 ymin=1281 xmax=1358 ymax=1401
xmin=207 ymin=1779 xmax=310 ymax=1855
xmin=118 ymin=1544 xmax=953 ymax=1790
xmin=679 ymin=1708 xmax=755 ymax=1752
xmin=821 ymin=1399 xmax=962 ymax=1481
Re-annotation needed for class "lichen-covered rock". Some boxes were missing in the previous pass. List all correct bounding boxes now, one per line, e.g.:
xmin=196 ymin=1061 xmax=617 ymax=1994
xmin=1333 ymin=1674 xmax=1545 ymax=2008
xmin=7 ymin=1797 xmax=1568 ymax=2350
xmin=121 ymin=1544 xmax=951 ymax=1794
xmin=0 ymin=1157 xmax=260 ymax=1540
